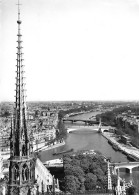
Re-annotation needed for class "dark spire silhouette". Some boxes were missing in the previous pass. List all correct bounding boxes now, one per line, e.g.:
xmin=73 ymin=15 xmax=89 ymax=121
xmin=8 ymin=1 xmax=36 ymax=194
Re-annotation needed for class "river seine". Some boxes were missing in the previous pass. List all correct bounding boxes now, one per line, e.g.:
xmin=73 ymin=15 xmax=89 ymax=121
xmin=40 ymin=111 xmax=139 ymax=193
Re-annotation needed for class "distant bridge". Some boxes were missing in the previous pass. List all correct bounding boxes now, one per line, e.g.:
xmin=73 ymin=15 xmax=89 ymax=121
xmin=67 ymin=126 xmax=110 ymax=133
xmin=111 ymin=161 xmax=139 ymax=174
xmin=63 ymin=118 xmax=101 ymax=125
xmin=63 ymin=118 xmax=108 ymax=126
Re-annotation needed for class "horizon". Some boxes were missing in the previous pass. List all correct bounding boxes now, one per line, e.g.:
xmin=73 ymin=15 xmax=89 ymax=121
xmin=0 ymin=99 xmax=138 ymax=103
xmin=1 ymin=0 xmax=139 ymax=101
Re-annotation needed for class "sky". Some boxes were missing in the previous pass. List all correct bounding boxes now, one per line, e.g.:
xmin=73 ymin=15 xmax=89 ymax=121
xmin=1 ymin=0 xmax=139 ymax=102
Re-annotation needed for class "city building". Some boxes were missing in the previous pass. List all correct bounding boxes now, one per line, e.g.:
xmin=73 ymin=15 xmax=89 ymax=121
xmin=116 ymin=114 xmax=139 ymax=134
xmin=121 ymin=135 xmax=131 ymax=145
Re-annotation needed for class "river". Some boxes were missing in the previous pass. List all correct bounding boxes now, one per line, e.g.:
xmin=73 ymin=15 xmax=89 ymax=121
xmin=39 ymin=111 xmax=139 ymax=193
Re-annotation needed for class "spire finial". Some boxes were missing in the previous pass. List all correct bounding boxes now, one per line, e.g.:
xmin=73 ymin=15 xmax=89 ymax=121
xmin=16 ymin=0 xmax=22 ymax=24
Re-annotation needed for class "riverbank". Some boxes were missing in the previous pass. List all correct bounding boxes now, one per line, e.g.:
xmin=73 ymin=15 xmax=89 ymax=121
xmin=36 ymin=140 xmax=65 ymax=152
xmin=66 ymin=110 xmax=102 ymax=120
xmin=102 ymin=132 xmax=139 ymax=160
xmin=66 ymin=110 xmax=94 ymax=117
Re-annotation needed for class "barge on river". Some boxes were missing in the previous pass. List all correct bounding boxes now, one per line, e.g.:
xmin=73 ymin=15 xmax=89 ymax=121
xmin=127 ymin=154 xmax=139 ymax=162
xmin=112 ymin=144 xmax=120 ymax=151
xmin=53 ymin=148 xmax=74 ymax=155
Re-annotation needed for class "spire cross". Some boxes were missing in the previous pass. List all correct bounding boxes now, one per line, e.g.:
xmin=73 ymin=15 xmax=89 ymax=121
xmin=16 ymin=0 xmax=22 ymax=20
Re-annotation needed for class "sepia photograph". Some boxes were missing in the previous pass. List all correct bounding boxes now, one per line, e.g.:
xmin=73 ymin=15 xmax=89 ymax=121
xmin=1 ymin=0 xmax=139 ymax=194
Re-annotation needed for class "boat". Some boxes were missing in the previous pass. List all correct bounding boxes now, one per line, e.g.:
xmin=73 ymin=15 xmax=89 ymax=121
xmin=53 ymin=148 xmax=74 ymax=155
xmin=112 ymin=144 xmax=119 ymax=151
xmin=118 ymin=147 xmax=122 ymax=151
xmin=127 ymin=154 xmax=138 ymax=162
xmin=122 ymin=150 xmax=127 ymax=155
xmin=108 ymin=140 xmax=113 ymax=145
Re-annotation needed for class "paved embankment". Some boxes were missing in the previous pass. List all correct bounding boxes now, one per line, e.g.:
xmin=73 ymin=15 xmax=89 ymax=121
xmin=35 ymin=141 xmax=65 ymax=152
xmin=102 ymin=132 xmax=139 ymax=160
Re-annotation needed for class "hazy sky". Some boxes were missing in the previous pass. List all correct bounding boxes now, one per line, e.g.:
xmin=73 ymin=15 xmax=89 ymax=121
xmin=1 ymin=0 xmax=139 ymax=101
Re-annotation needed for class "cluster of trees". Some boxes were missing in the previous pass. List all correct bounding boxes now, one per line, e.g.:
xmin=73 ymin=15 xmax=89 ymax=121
xmin=63 ymin=151 xmax=117 ymax=193
xmin=58 ymin=106 xmax=94 ymax=120
xmin=0 ymin=110 xmax=11 ymax=117
xmin=115 ymin=116 xmax=139 ymax=148
xmin=131 ymin=136 xmax=139 ymax=149
xmin=0 ymin=103 xmax=12 ymax=117
xmin=96 ymin=111 xmax=116 ymax=126
xmin=96 ymin=106 xmax=134 ymax=126
xmin=96 ymin=106 xmax=139 ymax=148
xmin=126 ymin=186 xmax=137 ymax=195
xmin=116 ymin=122 xmax=139 ymax=148
xmin=97 ymin=105 xmax=139 ymax=126
xmin=56 ymin=120 xmax=67 ymax=140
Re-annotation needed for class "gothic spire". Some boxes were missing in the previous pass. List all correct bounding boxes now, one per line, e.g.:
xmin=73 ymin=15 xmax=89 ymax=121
xmin=12 ymin=0 xmax=30 ymax=157
xmin=15 ymin=0 xmax=26 ymax=113
xmin=8 ymin=2 xmax=36 ymax=194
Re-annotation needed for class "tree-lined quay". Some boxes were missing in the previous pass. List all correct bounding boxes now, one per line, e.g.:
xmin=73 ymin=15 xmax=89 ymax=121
xmin=96 ymin=105 xmax=139 ymax=148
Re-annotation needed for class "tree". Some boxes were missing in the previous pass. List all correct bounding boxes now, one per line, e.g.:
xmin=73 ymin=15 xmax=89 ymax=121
xmin=64 ymin=164 xmax=74 ymax=176
xmin=71 ymin=166 xmax=85 ymax=178
xmin=57 ymin=120 xmax=67 ymax=139
xmin=85 ymin=172 xmax=97 ymax=184
xmin=71 ymin=159 xmax=80 ymax=167
xmin=92 ymin=168 xmax=105 ymax=179
xmin=65 ymin=175 xmax=81 ymax=193
xmin=1 ymin=110 xmax=10 ymax=117
xmin=111 ymin=174 xmax=117 ymax=188
xmin=80 ymin=158 xmax=90 ymax=173
xmin=97 ymin=175 xmax=107 ymax=189
xmin=84 ymin=175 xmax=97 ymax=190
xmin=126 ymin=186 xmax=136 ymax=195
xmin=63 ymin=156 xmax=72 ymax=165
xmin=77 ymin=175 xmax=85 ymax=193
xmin=100 ymin=162 xmax=107 ymax=174
xmin=115 ymin=128 xmax=124 ymax=136
xmin=89 ymin=162 xmax=98 ymax=173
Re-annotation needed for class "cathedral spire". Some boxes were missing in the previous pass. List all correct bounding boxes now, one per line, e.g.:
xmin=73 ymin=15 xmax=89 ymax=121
xmin=16 ymin=0 xmax=26 ymax=114
xmin=8 ymin=1 xmax=36 ymax=194
xmin=13 ymin=0 xmax=29 ymax=157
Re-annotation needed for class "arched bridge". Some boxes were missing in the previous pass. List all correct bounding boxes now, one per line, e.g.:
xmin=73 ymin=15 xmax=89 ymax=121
xmin=63 ymin=118 xmax=100 ymax=125
xmin=67 ymin=126 xmax=110 ymax=133
xmin=111 ymin=161 xmax=139 ymax=174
